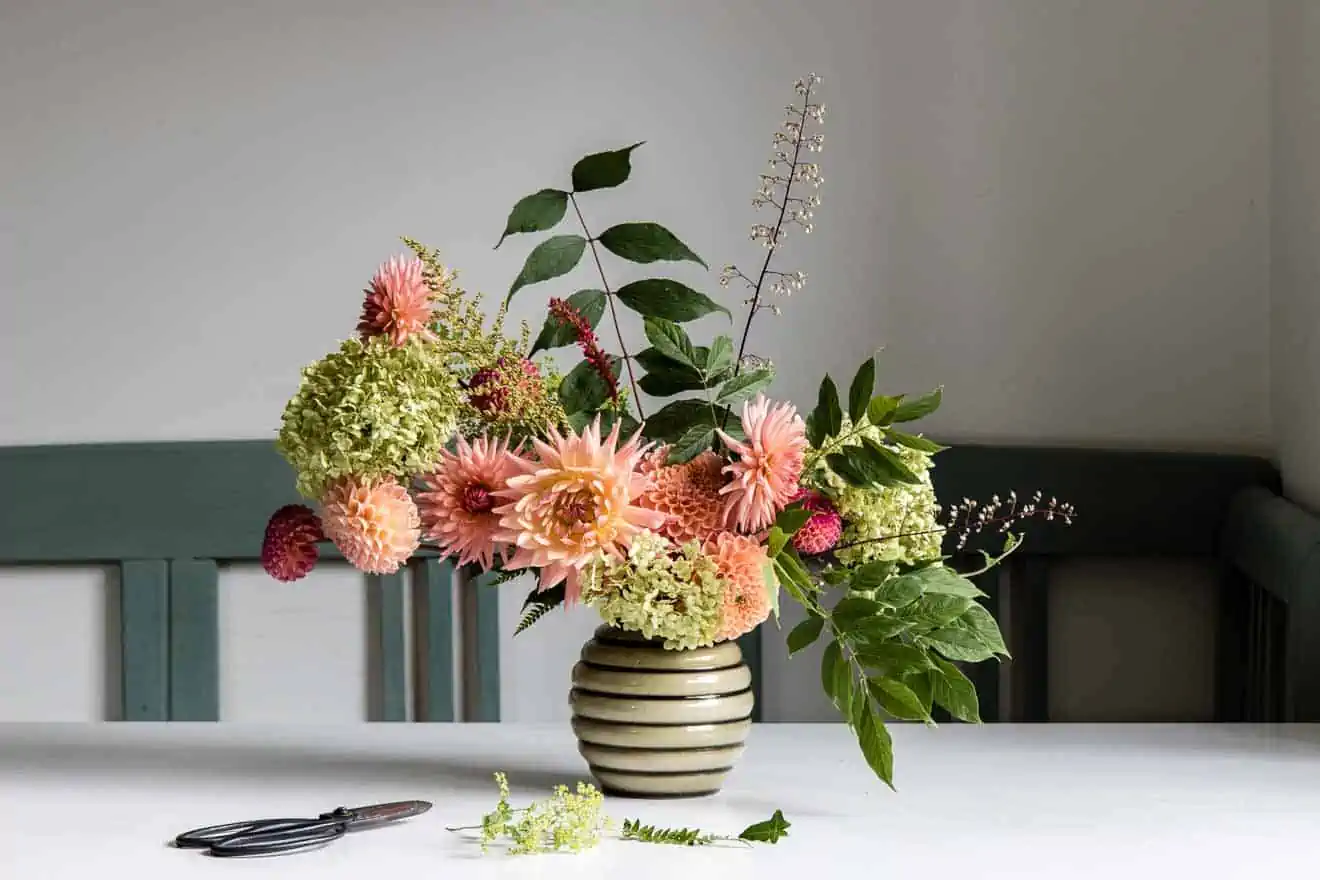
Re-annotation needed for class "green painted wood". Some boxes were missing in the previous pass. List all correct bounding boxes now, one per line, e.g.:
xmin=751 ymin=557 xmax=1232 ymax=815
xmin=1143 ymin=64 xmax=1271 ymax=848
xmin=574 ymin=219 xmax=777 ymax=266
xmin=736 ymin=629 xmax=764 ymax=722
xmin=120 ymin=560 xmax=169 ymax=721
xmin=168 ymin=559 xmax=219 ymax=721
xmin=416 ymin=559 xmax=456 ymax=722
xmin=372 ymin=572 xmax=408 ymax=722
xmin=466 ymin=567 xmax=501 ymax=722
xmin=1009 ymin=555 xmax=1050 ymax=722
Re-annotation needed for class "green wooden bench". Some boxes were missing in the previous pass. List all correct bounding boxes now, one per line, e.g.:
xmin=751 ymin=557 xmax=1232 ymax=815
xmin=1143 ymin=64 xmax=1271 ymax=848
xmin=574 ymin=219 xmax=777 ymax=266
xmin=0 ymin=439 xmax=1281 ymax=722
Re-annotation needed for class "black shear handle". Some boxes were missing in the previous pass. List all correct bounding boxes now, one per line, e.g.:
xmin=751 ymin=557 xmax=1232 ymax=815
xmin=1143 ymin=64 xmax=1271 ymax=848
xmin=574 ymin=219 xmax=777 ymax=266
xmin=176 ymin=816 xmax=348 ymax=857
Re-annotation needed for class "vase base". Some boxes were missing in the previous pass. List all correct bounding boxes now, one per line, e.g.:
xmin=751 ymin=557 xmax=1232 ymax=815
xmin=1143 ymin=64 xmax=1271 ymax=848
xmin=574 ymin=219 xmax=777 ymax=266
xmin=588 ymin=765 xmax=730 ymax=798
xmin=599 ymin=785 xmax=721 ymax=800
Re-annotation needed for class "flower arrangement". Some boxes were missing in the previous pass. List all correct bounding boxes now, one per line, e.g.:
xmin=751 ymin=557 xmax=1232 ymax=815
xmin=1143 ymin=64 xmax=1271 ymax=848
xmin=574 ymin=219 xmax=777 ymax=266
xmin=261 ymin=73 xmax=1073 ymax=789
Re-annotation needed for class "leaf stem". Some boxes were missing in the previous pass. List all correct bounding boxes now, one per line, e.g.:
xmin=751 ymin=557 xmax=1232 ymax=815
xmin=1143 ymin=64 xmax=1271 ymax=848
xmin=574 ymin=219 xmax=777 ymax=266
xmin=722 ymin=81 xmax=815 ymax=430
xmin=569 ymin=193 xmax=645 ymax=421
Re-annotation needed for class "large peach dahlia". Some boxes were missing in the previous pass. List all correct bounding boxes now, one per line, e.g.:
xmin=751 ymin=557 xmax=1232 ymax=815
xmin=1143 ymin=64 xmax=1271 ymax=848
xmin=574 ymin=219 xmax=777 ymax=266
xmin=320 ymin=474 xmax=421 ymax=574
xmin=494 ymin=418 xmax=666 ymax=603
xmin=707 ymin=531 xmax=772 ymax=642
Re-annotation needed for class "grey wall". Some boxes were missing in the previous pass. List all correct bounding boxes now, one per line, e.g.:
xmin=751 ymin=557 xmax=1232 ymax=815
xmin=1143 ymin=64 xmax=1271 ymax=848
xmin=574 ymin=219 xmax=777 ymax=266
xmin=0 ymin=0 xmax=1271 ymax=721
xmin=1272 ymin=0 xmax=1320 ymax=513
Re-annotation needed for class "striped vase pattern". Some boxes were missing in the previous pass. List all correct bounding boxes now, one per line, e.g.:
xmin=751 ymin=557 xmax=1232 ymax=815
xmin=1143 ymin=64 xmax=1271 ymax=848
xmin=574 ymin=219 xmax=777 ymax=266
xmin=569 ymin=625 xmax=753 ymax=798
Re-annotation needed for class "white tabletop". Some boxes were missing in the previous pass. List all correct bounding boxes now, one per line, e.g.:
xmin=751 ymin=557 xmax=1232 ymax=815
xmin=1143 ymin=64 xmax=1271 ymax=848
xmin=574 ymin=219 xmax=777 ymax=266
xmin=3 ymin=722 xmax=1319 ymax=878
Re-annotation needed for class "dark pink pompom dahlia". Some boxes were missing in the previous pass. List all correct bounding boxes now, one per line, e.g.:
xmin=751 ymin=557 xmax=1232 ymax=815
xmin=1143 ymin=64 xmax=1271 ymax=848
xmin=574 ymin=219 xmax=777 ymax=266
xmin=261 ymin=504 xmax=324 ymax=582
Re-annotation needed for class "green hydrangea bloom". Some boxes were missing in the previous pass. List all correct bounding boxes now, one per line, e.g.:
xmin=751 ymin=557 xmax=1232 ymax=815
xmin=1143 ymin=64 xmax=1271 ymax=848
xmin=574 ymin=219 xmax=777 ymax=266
xmin=811 ymin=418 xmax=943 ymax=566
xmin=581 ymin=532 xmax=725 ymax=651
xmin=276 ymin=335 xmax=462 ymax=499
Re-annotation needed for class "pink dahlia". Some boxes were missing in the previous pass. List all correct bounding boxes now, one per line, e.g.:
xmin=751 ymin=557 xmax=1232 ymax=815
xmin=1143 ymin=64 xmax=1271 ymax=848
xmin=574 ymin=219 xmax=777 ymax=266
xmin=790 ymin=490 xmax=843 ymax=556
xmin=357 ymin=255 xmax=436 ymax=347
xmin=637 ymin=451 xmax=728 ymax=546
xmin=494 ymin=417 xmax=666 ymax=603
xmin=320 ymin=475 xmax=421 ymax=574
xmin=416 ymin=436 xmax=522 ymax=570
xmin=261 ymin=504 xmax=324 ymax=582
xmin=707 ymin=531 xmax=772 ymax=642
xmin=716 ymin=393 xmax=809 ymax=533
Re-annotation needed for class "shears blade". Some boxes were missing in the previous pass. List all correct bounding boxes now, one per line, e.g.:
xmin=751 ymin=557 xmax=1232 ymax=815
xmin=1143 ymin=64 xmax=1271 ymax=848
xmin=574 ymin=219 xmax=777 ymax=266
xmin=345 ymin=800 xmax=433 ymax=826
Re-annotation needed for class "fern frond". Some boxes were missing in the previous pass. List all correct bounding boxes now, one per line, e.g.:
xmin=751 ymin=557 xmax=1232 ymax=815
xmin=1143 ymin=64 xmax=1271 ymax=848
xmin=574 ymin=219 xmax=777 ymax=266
xmin=515 ymin=601 xmax=554 ymax=636
xmin=621 ymin=818 xmax=718 ymax=847
xmin=514 ymin=582 xmax=567 ymax=636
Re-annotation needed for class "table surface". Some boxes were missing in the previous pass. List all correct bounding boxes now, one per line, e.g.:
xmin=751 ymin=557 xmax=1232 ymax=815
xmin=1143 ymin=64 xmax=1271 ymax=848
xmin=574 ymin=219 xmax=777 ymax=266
xmin=4 ymin=722 xmax=1320 ymax=878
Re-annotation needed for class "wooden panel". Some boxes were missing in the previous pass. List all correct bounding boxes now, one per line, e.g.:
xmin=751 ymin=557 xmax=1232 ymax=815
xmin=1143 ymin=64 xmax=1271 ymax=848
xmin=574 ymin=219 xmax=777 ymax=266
xmin=370 ymin=572 xmax=408 ymax=722
xmin=120 ymin=560 xmax=169 ymax=721
xmin=168 ymin=559 xmax=218 ymax=721
xmin=415 ymin=559 xmax=456 ymax=722
xmin=464 ymin=567 xmax=501 ymax=722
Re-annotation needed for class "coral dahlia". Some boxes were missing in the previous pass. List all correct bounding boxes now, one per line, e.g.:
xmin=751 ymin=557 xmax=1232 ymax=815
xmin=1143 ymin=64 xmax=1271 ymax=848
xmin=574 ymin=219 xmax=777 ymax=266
xmin=320 ymin=474 xmax=421 ymax=575
xmin=416 ymin=435 xmax=522 ymax=571
xmin=637 ymin=451 xmax=728 ymax=546
xmin=357 ymin=255 xmax=437 ymax=347
xmin=716 ymin=393 xmax=809 ymax=533
xmin=494 ymin=418 xmax=666 ymax=603
xmin=707 ymin=531 xmax=772 ymax=642
xmin=261 ymin=504 xmax=324 ymax=582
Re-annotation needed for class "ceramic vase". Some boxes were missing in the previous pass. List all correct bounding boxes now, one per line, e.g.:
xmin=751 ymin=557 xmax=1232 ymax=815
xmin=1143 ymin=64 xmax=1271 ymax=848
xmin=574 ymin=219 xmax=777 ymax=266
xmin=569 ymin=625 xmax=753 ymax=798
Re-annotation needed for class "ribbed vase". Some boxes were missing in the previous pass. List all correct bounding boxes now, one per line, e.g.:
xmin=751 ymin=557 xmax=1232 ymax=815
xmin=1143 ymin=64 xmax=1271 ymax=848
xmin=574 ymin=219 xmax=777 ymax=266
xmin=569 ymin=625 xmax=752 ymax=798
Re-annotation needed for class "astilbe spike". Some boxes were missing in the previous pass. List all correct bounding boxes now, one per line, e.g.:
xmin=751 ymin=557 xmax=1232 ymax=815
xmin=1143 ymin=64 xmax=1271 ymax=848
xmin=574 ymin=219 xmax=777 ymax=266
xmin=548 ymin=297 xmax=618 ymax=402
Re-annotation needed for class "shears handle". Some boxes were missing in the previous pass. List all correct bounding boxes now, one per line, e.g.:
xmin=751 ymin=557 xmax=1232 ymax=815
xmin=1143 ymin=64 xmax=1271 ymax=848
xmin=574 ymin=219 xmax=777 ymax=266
xmin=175 ymin=817 xmax=347 ymax=857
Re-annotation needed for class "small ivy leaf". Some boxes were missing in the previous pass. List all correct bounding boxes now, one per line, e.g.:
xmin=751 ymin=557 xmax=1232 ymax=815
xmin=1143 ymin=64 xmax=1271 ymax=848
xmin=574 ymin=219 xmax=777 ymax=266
xmin=507 ymin=235 xmax=587 ymax=304
xmin=495 ymin=189 xmax=568 ymax=249
xmin=572 ymin=142 xmax=644 ymax=193
xmin=848 ymin=357 xmax=876 ymax=423
xmin=598 ymin=222 xmax=708 ymax=268
xmin=530 ymin=289 xmax=606 ymax=354
xmin=892 ymin=387 xmax=943 ymax=423
xmin=738 ymin=809 xmax=791 ymax=844
xmin=616 ymin=278 xmax=729 ymax=322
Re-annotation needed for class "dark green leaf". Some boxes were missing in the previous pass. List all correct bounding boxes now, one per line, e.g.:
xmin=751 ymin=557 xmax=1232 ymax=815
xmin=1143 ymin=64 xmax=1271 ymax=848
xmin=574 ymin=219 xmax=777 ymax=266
xmin=558 ymin=357 xmax=618 ymax=415
xmin=826 ymin=451 xmax=872 ymax=488
xmin=642 ymin=399 xmax=719 ymax=443
xmin=597 ymin=409 xmax=642 ymax=442
xmin=816 ymin=376 xmax=843 ymax=438
xmin=858 ymin=437 xmax=922 ymax=484
xmin=716 ymin=369 xmax=774 ymax=406
xmin=786 ymin=616 xmax=824 ymax=656
xmin=823 ymin=567 xmax=850 ymax=586
xmin=852 ymin=561 xmax=898 ymax=590
xmin=506 ymin=234 xmax=587 ymax=303
xmin=821 ymin=641 xmax=843 ymax=709
xmin=768 ymin=526 xmax=789 ymax=558
xmin=530 ymin=288 xmax=606 ymax=354
xmin=911 ymin=565 xmax=986 ymax=598
xmin=873 ymin=573 xmax=925 ymax=607
xmin=892 ymin=387 xmax=943 ymax=423
xmin=775 ymin=506 xmax=812 ymax=537
xmin=869 ymin=677 xmax=933 ymax=723
xmin=905 ymin=669 xmax=936 ymax=717
xmin=598 ymin=222 xmax=707 ymax=268
xmin=959 ymin=602 xmax=1009 ymax=657
xmin=923 ymin=626 xmax=996 ymax=662
xmin=495 ymin=188 xmax=568 ymax=248
xmin=667 ymin=424 xmax=716 ymax=465
xmin=833 ymin=596 xmax=884 ymax=631
xmin=616 ymin=279 xmax=729 ymax=322
xmin=855 ymin=643 xmax=935 ymax=677
xmin=867 ymin=395 xmax=902 ymax=427
xmin=638 ymin=363 xmax=706 ymax=397
xmin=833 ymin=646 xmax=854 ymax=717
xmin=852 ymin=617 xmax=914 ymax=641
xmin=571 ymin=142 xmax=644 ymax=193
xmin=738 ymin=810 xmax=791 ymax=844
xmin=566 ymin=410 xmax=592 ymax=432
xmin=848 ymin=358 xmax=876 ymax=423
xmin=643 ymin=318 xmax=698 ymax=369
xmin=886 ymin=428 xmax=948 ymax=454
xmin=902 ymin=594 xmax=974 ymax=630
xmin=856 ymin=701 xmax=895 ymax=789
xmin=774 ymin=549 xmax=816 ymax=607
xmin=931 ymin=656 xmax=980 ymax=722
xmin=706 ymin=336 xmax=735 ymax=381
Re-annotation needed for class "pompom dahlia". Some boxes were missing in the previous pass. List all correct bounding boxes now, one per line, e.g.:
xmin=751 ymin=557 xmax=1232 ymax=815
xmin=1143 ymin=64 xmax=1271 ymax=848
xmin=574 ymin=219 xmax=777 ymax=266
xmin=261 ymin=504 xmax=324 ymax=582
xmin=637 ymin=451 xmax=727 ymax=546
xmin=716 ymin=393 xmax=808 ymax=533
xmin=320 ymin=475 xmax=421 ymax=575
xmin=791 ymin=489 xmax=843 ymax=556
xmin=358 ymin=255 xmax=437 ymax=347
xmin=495 ymin=418 xmax=666 ymax=603
xmin=416 ymin=435 xmax=522 ymax=571
xmin=707 ymin=531 xmax=772 ymax=642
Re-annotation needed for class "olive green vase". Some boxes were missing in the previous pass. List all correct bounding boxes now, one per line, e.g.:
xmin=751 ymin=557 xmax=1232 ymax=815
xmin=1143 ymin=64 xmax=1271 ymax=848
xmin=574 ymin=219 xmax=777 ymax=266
xmin=569 ymin=625 xmax=753 ymax=798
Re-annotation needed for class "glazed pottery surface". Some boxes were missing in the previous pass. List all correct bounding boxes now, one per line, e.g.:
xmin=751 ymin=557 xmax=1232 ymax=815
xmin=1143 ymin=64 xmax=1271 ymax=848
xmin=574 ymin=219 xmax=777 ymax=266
xmin=569 ymin=625 xmax=752 ymax=798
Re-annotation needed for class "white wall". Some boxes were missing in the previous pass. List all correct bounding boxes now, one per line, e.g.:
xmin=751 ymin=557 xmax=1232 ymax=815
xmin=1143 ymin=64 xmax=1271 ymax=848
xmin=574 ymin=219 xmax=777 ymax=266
xmin=0 ymin=0 xmax=1271 ymax=720
xmin=1271 ymin=0 xmax=1320 ymax=512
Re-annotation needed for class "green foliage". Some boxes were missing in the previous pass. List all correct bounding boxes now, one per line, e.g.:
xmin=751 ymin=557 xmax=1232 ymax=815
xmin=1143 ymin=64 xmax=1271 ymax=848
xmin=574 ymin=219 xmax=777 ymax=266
xmin=855 ymin=697 xmax=896 ymax=789
xmin=515 ymin=583 xmax=567 ymax=636
xmin=559 ymin=356 xmax=621 ymax=416
xmin=572 ymin=142 xmax=644 ymax=192
xmin=644 ymin=317 xmax=698 ymax=368
xmin=774 ymin=506 xmax=813 ymax=536
xmin=616 ymin=279 xmax=729 ymax=322
xmin=738 ymin=810 xmax=791 ymax=844
xmin=717 ymin=368 xmax=775 ymax=406
xmin=892 ymin=387 xmax=943 ymax=423
xmin=848 ymin=357 xmax=876 ymax=423
xmin=643 ymin=399 xmax=717 ymax=443
xmin=530 ymin=289 xmax=606 ymax=354
xmin=507 ymin=234 xmax=587 ymax=303
xmin=452 ymin=772 xmax=609 ymax=855
xmin=930 ymin=656 xmax=980 ymax=722
xmin=809 ymin=375 xmax=843 ymax=444
xmin=869 ymin=677 xmax=932 ymax=723
xmin=786 ymin=615 xmax=824 ymax=655
xmin=667 ymin=423 xmax=716 ymax=464
xmin=495 ymin=189 xmax=568 ymax=248
xmin=886 ymin=428 xmax=947 ymax=453
xmin=621 ymin=820 xmax=718 ymax=847
xmin=598 ymin=222 xmax=707 ymax=268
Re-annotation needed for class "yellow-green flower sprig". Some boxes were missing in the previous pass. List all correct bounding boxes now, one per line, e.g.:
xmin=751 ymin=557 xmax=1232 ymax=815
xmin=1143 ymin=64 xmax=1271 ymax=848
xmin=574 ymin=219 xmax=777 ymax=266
xmin=809 ymin=416 xmax=942 ymax=566
xmin=276 ymin=335 xmax=463 ymax=499
xmin=461 ymin=772 xmax=610 ymax=855
xmin=581 ymin=532 xmax=725 ymax=651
